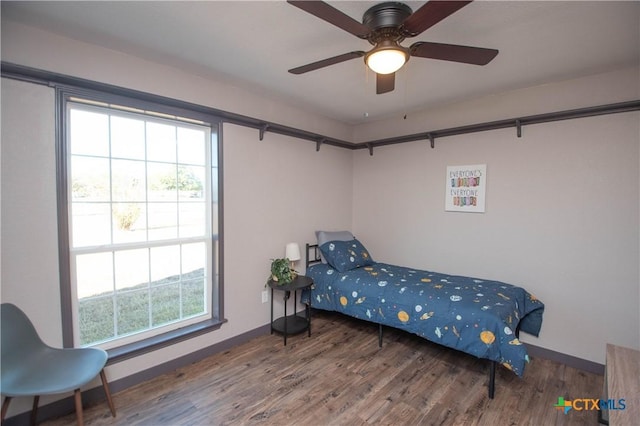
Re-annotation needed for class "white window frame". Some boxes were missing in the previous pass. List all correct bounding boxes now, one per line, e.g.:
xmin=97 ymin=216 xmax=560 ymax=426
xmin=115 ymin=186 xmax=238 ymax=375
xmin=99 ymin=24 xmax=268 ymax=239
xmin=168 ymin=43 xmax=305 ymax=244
xmin=57 ymin=87 xmax=224 ymax=356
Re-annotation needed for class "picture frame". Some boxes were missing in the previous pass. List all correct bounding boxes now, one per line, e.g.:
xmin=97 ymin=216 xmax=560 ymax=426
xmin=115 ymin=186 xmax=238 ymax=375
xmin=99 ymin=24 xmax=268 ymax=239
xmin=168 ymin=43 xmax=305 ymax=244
xmin=445 ymin=164 xmax=487 ymax=213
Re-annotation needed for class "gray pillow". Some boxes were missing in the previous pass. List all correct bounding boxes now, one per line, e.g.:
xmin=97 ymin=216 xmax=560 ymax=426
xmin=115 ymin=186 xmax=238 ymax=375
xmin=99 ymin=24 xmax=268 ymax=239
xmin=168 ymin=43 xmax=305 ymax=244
xmin=315 ymin=230 xmax=355 ymax=263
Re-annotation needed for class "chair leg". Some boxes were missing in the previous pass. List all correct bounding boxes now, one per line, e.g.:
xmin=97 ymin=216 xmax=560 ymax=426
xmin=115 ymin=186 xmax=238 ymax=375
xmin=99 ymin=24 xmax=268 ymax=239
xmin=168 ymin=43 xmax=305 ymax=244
xmin=73 ymin=389 xmax=84 ymax=426
xmin=99 ymin=369 xmax=116 ymax=417
xmin=30 ymin=395 xmax=40 ymax=426
xmin=1 ymin=397 xmax=12 ymax=422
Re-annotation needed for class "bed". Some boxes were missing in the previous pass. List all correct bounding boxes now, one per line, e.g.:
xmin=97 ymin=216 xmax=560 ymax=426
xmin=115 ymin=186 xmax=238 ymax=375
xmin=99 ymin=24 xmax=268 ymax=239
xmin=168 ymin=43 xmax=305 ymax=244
xmin=301 ymin=232 xmax=544 ymax=398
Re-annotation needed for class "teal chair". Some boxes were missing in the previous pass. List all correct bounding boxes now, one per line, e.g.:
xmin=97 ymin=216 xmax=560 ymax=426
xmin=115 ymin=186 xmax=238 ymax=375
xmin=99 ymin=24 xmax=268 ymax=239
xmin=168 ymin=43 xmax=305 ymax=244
xmin=0 ymin=303 xmax=116 ymax=425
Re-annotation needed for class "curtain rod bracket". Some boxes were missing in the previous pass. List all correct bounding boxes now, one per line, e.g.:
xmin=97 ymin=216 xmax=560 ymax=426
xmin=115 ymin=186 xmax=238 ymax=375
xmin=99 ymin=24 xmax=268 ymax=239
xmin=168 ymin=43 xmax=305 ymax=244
xmin=259 ymin=124 xmax=270 ymax=141
xmin=316 ymin=138 xmax=325 ymax=152
xmin=515 ymin=120 xmax=522 ymax=138
xmin=367 ymin=143 xmax=373 ymax=156
xmin=428 ymin=133 xmax=435 ymax=149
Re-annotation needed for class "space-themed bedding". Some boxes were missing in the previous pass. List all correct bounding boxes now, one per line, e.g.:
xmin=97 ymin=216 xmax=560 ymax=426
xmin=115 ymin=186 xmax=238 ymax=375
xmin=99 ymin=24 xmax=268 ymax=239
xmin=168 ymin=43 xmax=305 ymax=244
xmin=302 ymin=238 xmax=544 ymax=377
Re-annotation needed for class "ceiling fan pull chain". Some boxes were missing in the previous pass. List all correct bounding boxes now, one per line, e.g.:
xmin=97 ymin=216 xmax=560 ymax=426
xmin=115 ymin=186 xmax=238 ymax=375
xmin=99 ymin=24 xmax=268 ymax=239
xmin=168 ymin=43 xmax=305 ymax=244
xmin=316 ymin=138 xmax=325 ymax=152
xmin=428 ymin=133 xmax=435 ymax=149
xmin=367 ymin=143 xmax=374 ymax=156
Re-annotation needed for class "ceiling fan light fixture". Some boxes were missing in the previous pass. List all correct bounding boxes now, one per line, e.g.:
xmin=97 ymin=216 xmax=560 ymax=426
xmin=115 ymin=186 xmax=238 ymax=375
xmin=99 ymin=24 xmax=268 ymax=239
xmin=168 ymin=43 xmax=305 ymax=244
xmin=365 ymin=41 xmax=409 ymax=75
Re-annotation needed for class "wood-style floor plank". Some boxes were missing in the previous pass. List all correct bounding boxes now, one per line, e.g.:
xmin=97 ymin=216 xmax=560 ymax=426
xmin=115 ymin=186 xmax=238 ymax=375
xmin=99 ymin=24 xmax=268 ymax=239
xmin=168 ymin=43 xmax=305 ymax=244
xmin=40 ymin=310 xmax=603 ymax=425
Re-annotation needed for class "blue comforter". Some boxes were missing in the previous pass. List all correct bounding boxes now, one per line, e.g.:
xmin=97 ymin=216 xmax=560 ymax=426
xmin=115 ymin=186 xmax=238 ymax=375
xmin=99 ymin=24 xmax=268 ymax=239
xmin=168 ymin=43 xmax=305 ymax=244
xmin=302 ymin=262 xmax=544 ymax=377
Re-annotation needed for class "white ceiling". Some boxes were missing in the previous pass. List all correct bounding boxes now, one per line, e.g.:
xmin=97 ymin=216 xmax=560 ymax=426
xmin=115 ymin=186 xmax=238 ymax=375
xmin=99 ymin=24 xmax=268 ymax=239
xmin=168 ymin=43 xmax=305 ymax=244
xmin=2 ymin=1 xmax=639 ymax=125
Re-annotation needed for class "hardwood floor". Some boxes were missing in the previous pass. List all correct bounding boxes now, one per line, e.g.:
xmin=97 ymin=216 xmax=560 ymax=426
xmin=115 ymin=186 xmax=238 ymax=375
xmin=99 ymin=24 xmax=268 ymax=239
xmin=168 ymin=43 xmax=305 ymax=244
xmin=43 ymin=311 xmax=602 ymax=425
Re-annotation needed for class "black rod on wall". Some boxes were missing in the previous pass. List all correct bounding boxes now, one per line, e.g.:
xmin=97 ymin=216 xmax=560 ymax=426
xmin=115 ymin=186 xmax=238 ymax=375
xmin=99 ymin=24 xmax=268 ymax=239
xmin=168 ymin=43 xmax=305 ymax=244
xmin=0 ymin=62 xmax=355 ymax=149
xmin=355 ymin=100 xmax=640 ymax=151
xmin=3 ymin=62 xmax=639 ymax=153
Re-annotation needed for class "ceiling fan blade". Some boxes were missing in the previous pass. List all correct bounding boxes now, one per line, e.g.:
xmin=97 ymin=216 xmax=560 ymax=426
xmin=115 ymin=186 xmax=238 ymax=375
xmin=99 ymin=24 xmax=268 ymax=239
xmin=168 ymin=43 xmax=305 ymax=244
xmin=376 ymin=73 xmax=395 ymax=94
xmin=287 ymin=1 xmax=371 ymax=38
xmin=410 ymin=41 xmax=498 ymax=65
xmin=288 ymin=51 xmax=365 ymax=75
xmin=401 ymin=0 xmax=473 ymax=37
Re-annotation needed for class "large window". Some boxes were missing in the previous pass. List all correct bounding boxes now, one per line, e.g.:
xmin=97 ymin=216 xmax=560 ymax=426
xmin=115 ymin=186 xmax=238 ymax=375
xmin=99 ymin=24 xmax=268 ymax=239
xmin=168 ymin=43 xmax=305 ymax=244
xmin=64 ymin=95 xmax=221 ymax=349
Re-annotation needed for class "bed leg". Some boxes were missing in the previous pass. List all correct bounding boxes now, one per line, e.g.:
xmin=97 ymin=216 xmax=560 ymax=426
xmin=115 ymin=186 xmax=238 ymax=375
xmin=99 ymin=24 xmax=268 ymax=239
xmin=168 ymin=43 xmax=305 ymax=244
xmin=378 ymin=324 xmax=383 ymax=348
xmin=488 ymin=361 xmax=496 ymax=399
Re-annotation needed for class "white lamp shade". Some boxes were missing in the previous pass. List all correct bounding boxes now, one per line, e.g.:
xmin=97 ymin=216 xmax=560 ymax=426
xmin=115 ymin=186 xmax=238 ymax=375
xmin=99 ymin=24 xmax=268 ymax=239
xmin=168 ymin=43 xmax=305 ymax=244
xmin=366 ymin=47 xmax=407 ymax=75
xmin=285 ymin=242 xmax=301 ymax=262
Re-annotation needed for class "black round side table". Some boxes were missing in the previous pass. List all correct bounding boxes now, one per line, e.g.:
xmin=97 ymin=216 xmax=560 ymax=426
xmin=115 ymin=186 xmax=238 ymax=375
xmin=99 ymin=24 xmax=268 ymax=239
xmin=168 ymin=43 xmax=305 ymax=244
xmin=267 ymin=275 xmax=313 ymax=346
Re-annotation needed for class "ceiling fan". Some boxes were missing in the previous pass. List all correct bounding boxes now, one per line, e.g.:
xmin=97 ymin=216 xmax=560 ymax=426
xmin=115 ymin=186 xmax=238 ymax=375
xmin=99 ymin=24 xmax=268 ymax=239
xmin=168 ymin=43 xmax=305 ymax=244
xmin=287 ymin=0 xmax=498 ymax=94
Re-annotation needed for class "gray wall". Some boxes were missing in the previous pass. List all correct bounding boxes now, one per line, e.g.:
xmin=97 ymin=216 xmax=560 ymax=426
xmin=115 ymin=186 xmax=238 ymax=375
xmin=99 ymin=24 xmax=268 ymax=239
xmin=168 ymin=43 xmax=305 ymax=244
xmin=0 ymin=21 xmax=354 ymax=417
xmin=0 ymin=77 xmax=354 ymax=417
xmin=1 ymin=15 xmax=639 ymax=418
xmin=352 ymin=69 xmax=640 ymax=364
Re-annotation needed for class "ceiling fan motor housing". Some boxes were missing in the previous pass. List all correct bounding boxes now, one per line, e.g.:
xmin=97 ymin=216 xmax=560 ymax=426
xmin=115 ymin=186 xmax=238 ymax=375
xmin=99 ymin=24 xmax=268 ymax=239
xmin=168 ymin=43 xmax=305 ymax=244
xmin=363 ymin=2 xmax=413 ymax=44
xmin=286 ymin=0 xmax=497 ymax=93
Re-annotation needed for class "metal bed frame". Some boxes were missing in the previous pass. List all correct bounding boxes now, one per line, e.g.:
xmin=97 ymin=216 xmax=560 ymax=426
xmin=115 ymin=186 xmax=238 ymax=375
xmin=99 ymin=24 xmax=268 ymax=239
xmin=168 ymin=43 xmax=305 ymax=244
xmin=305 ymin=243 xmax=522 ymax=399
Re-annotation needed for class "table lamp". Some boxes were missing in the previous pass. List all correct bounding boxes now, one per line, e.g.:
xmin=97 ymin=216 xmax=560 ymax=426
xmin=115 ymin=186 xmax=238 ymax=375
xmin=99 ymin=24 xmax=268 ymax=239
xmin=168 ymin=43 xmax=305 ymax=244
xmin=285 ymin=242 xmax=301 ymax=270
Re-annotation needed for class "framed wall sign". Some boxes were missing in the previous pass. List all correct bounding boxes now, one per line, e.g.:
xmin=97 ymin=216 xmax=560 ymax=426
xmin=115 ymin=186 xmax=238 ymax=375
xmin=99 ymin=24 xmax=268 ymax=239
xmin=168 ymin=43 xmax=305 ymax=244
xmin=445 ymin=164 xmax=487 ymax=213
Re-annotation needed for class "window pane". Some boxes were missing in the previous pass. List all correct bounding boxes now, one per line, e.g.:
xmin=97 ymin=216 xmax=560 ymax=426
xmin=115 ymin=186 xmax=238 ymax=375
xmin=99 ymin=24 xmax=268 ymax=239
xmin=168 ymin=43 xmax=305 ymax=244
xmin=79 ymin=295 xmax=115 ymax=345
xmin=112 ymin=159 xmax=146 ymax=202
xmin=211 ymin=134 xmax=218 ymax=167
xmin=182 ymin=243 xmax=206 ymax=316
xmin=114 ymin=248 xmax=149 ymax=291
xmin=111 ymin=115 xmax=145 ymax=160
xmin=148 ymin=202 xmax=178 ymax=240
xmin=77 ymin=251 xmax=115 ymax=346
xmin=72 ymin=203 xmax=112 ymax=247
xmin=76 ymin=252 xmax=113 ymax=298
xmin=146 ymin=122 xmax=176 ymax=163
xmin=177 ymin=127 xmax=205 ymax=166
xmin=183 ymin=279 xmax=205 ymax=316
xmin=178 ymin=165 xmax=205 ymax=201
xmin=112 ymin=203 xmax=147 ymax=244
xmin=117 ymin=290 xmax=150 ymax=335
xmin=70 ymin=109 xmax=109 ymax=157
xmin=182 ymin=242 xmax=205 ymax=277
xmin=150 ymin=245 xmax=180 ymax=283
xmin=151 ymin=283 xmax=181 ymax=326
xmin=211 ymin=168 xmax=218 ymax=204
xmin=66 ymin=101 xmax=218 ymax=348
xmin=148 ymin=162 xmax=177 ymax=202
xmin=179 ymin=202 xmax=206 ymax=238
xmin=71 ymin=156 xmax=110 ymax=201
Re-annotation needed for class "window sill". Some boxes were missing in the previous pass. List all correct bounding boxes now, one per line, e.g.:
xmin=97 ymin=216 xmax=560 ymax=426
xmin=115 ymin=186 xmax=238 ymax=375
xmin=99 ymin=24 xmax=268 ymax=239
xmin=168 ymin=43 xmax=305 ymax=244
xmin=106 ymin=318 xmax=227 ymax=364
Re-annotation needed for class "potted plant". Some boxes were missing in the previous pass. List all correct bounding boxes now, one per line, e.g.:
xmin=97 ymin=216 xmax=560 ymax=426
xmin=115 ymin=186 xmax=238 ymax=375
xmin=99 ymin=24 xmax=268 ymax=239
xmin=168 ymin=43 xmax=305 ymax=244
xmin=268 ymin=258 xmax=298 ymax=285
